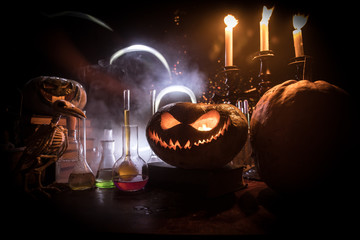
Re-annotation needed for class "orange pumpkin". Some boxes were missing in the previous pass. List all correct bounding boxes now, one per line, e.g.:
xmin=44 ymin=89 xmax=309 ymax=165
xmin=22 ymin=76 xmax=87 ymax=115
xmin=250 ymin=80 xmax=353 ymax=194
xmin=146 ymin=102 xmax=248 ymax=169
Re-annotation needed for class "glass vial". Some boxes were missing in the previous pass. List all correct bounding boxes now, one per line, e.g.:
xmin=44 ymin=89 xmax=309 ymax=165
xmin=68 ymin=117 xmax=95 ymax=190
xmin=112 ymin=125 xmax=149 ymax=192
xmin=95 ymin=129 xmax=116 ymax=188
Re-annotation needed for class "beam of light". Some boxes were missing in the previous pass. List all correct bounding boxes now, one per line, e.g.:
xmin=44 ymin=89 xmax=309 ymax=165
xmin=155 ymin=85 xmax=197 ymax=112
xmin=43 ymin=11 xmax=113 ymax=31
xmin=109 ymin=44 xmax=172 ymax=80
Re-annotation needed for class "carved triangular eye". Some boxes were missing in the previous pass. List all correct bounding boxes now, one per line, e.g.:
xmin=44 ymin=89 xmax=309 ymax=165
xmin=161 ymin=112 xmax=181 ymax=130
xmin=190 ymin=110 xmax=220 ymax=131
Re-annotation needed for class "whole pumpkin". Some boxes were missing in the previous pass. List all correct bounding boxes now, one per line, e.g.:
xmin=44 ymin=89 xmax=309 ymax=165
xmin=250 ymin=80 xmax=353 ymax=194
xmin=146 ymin=102 xmax=248 ymax=169
xmin=22 ymin=76 xmax=87 ymax=115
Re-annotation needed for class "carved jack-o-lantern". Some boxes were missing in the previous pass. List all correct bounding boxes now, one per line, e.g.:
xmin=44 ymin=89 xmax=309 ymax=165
xmin=146 ymin=102 xmax=248 ymax=169
xmin=23 ymin=76 xmax=87 ymax=115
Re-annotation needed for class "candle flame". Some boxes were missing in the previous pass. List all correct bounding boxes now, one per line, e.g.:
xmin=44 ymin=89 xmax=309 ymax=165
xmin=260 ymin=6 xmax=274 ymax=24
xmin=198 ymin=124 xmax=212 ymax=131
xmin=293 ymin=14 xmax=308 ymax=30
xmin=224 ymin=14 xmax=238 ymax=30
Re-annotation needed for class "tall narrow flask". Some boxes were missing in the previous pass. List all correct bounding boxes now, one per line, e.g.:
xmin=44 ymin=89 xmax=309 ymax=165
xmin=112 ymin=90 xmax=148 ymax=191
xmin=95 ymin=129 xmax=116 ymax=188
xmin=123 ymin=89 xmax=130 ymax=155
xmin=68 ymin=117 xmax=95 ymax=190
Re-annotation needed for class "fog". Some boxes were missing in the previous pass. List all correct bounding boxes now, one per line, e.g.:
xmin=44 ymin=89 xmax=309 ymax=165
xmin=80 ymin=44 xmax=206 ymax=160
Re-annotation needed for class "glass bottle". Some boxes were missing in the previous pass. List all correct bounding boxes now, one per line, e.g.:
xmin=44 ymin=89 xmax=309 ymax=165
xmin=68 ymin=117 xmax=95 ymax=190
xmin=95 ymin=129 xmax=116 ymax=188
xmin=112 ymin=125 xmax=149 ymax=192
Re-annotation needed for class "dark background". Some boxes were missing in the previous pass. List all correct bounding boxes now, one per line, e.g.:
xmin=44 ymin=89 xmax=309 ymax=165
xmin=2 ymin=0 xmax=354 ymax=89
xmin=1 ymin=0 xmax=356 ymax=148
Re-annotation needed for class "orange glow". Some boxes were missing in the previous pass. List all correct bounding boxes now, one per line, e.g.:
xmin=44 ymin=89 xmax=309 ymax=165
xmin=160 ymin=112 xmax=181 ymax=130
xmin=198 ymin=124 xmax=212 ymax=131
xmin=190 ymin=110 xmax=220 ymax=131
xmin=148 ymin=118 xmax=231 ymax=151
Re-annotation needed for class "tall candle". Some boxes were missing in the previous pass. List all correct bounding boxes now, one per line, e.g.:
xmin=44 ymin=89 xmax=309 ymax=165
xmin=292 ymin=14 xmax=308 ymax=57
xmin=224 ymin=14 xmax=238 ymax=66
xmin=260 ymin=6 xmax=274 ymax=51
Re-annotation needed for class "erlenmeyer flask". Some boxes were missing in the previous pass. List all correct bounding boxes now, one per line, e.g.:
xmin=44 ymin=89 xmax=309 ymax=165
xmin=96 ymin=129 xmax=116 ymax=188
xmin=112 ymin=125 xmax=149 ymax=191
xmin=68 ymin=117 xmax=95 ymax=190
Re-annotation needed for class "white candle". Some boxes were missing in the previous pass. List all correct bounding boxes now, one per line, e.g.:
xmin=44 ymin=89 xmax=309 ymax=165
xmin=292 ymin=14 xmax=308 ymax=57
xmin=293 ymin=29 xmax=304 ymax=57
xmin=260 ymin=6 xmax=274 ymax=51
xmin=224 ymin=14 xmax=238 ymax=66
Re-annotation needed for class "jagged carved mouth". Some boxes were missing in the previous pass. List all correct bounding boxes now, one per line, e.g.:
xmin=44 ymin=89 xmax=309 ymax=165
xmin=148 ymin=118 xmax=231 ymax=150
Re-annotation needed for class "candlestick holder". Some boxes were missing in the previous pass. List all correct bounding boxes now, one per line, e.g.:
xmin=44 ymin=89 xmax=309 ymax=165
xmin=288 ymin=55 xmax=312 ymax=81
xmin=210 ymin=66 xmax=254 ymax=105
xmin=252 ymin=50 xmax=275 ymax=97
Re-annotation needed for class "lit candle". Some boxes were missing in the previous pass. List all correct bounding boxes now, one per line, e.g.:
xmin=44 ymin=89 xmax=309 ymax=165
xmin=292 ymin=14 xmax=308 ymax=57
xmin=260 ymin=6 xmax=274 ymax=51
xmin=224 ymin=14 xmax=238 ymax=66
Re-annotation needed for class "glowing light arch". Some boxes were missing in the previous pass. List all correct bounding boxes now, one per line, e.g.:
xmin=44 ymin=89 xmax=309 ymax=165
xmin=109 ymin=44 xmax=172 ymax=79
xmin=155 ymin=85 xmax=197 ymax=112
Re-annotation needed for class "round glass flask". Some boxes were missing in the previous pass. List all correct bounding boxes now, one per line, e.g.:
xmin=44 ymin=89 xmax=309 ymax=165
xmin=112 ymin=125 xmax=149 ymax=191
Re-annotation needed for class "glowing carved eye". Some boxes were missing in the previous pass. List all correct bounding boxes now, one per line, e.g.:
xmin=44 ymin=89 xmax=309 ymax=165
xmin=161 ymin=112 xmax=181 ymax=130
xmin=190 ymin=110 xmax=220 ymax=131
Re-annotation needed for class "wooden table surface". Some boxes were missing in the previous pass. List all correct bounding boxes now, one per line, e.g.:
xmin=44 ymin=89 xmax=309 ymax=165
xmin=5 ymin=178 xmax=355 ymax=236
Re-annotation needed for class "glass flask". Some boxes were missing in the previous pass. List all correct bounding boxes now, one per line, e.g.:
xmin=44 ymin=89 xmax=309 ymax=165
xmin=68 ymin=116 xmax=95 ymax=190
xmin=112 ymin=125 xmax=149 ymax=192
xmin=95 ymin=129 xmax=116 ymax=188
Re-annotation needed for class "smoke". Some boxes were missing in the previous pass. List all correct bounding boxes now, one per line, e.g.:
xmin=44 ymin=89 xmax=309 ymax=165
xmin=79 ymin=44 xmax=206 ymax=160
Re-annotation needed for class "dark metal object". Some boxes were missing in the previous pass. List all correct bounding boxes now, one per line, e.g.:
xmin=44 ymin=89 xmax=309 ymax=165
xmin=211 ymin=66 xmax=255 ymax=105
xmin=252 ymin=50 xmax=275 ymax=96
xmin=288 ymin=55 xmax=312 ymax=81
